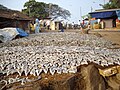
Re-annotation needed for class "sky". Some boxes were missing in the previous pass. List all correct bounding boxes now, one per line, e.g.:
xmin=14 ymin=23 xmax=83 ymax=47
xmin=0 ymin=0 xmax=109 ymax=23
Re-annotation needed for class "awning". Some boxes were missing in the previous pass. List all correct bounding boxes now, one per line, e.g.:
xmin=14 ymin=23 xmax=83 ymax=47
xmin=90 ymin=11 xmax=117 ymax=19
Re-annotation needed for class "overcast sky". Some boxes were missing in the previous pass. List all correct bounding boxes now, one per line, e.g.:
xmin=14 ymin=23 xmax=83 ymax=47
xmin=0 ymin=0 xmax=109 ymax=23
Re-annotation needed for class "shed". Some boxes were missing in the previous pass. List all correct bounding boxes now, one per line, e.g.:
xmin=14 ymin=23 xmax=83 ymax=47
xmin=0 ymin=9 xmax=32 ymax=31
xmin=89 ymin=9 xmax=120 ymax=28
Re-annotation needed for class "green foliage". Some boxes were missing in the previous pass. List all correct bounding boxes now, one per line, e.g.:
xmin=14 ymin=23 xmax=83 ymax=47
xmin=102 ymin=0 xmax=120 ymax=9
xmin=82 ymin=14 xmax=91 ymax=20
xmin=22 ymin=0 xmax=71 ymax=20
xmin=22 ymin=0 xmax=48 ymax=18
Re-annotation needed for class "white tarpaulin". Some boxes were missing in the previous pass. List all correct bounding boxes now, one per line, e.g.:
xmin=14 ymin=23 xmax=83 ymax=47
xmin=0 ymin=27 xmax=19 ymax=42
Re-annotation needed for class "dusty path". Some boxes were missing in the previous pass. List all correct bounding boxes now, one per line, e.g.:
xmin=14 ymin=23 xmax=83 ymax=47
xmin=65 ymin=29 xmax=120 ymax=46
xmin=96 ymin=31 xmax=120 ymax=45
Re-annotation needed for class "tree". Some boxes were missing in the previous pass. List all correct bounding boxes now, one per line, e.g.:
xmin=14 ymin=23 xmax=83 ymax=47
xmin=22 ymin=0 xmax=71 ymax=20
xmin=82 ymin=14 xmax=91 ymax=20
xmin=102 ymin=0 xmax=120 ymax=9
xmin=45 ymin=3 xmax=71 ymax=20
xmin=22 ymin=0 xmax=48 ymax=18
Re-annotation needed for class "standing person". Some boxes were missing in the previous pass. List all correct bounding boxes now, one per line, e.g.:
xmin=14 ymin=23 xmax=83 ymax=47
xmin=87 ymin=21 xmax=91 ymax=29
xmin=78 ymin=20 xmax=80 ymax=29
xmin=59 ymin=22 xmax=64 ymax=32
xmin=80 ymin=20 xmax=84 ymax=29
xmin=82 ymin=20 xmax=85 ymax=26
xmin=80 ymin=20 xmax=85 ymax=33
xmin=46 ymin=20 xmax=50 ymax=30
xmin=30 ymin=21 xmax=35 ymax=33
xmin=72 ymin=22 xmax=75 ymax=29
xmin=34 ymin=18 xmax=40 ymax=33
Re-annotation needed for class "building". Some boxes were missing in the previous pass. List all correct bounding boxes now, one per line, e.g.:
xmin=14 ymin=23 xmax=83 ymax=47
xmin=40 ymin=18 xmax=64 ymax=31
xmin=89 ymin=8 xmax=120 ymax=29
xmin=0 ymin=9 xmax=32 ymax=31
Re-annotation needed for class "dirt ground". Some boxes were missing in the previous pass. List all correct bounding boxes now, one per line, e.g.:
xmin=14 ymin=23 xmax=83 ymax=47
xmin=65 ymin=29 xmax=120 ymax=46
xmin=95 ymin=31 xmax=120 ymax=45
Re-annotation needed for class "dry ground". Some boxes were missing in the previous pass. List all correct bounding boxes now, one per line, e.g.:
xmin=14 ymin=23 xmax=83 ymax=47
xmin=65 ymin=29 xmax=120 ymax=46
xmin=95 ymin=31 xmax=120 ymax=45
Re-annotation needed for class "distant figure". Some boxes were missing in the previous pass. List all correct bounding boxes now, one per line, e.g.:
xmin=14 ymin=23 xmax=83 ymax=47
xmin=72 ymin=22 xmax=75 ymax=29
xmin=80 ymin=20 xmax=91 ymax=34
xmin=100 ymin=20 xmax=105 ymax=29
xmin=59 ymin=22 xmax=64 ymax=32
xmin=82 ymin=20 xmax=85 ymax=26
xmin=87 ymin=21 xmax=91 ymax=29
xmin=78 ymin=20 xmax=80 ymax=29
xmin=30 ymin=21 xmax=34 ymax=33
xmin=46 ymin=20 xmax=50 ymax=30
xmin=80 ymin=20 xmax=85 ymax=30
xmin=43 ymin=21 xmax=46 ymax=28
xmin=34 ymin=19 xmax=40 ymax=33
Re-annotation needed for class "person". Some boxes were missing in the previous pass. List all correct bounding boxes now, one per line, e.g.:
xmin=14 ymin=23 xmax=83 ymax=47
xmin=82 ymin=20 xmax=85 ymax=26
xmin=59 ymin=22 xmax=64 ymax=32
xmin=78 ymin=20 xmax=80 ymax=29
xmin=80 ymin=22 xmax=84 ymax=29
xmin=72 ymin=22 xmax=75 ymax=29
xmin=46 ymin=20 xmax=50 ymax=30
xmin=34 ymin=18 xmax=40 ymax=33
xmin=80 ymin=20 xmax=91 ymax=34
xmin=87 ymin=21 xmax=91 ymax=29
xmin=30 ymin=21 xmax=35 ymax=33
xmin=80 ymin=20 xmax=85 ymax=33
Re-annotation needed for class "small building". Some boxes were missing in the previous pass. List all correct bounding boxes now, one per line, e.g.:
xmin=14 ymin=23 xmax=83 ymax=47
xmin=39 ymin=16 xmax=65 ymax=31
xmin=39 ymin=17 xmax=51 ymax=31
xmin=51 ymin=21 xmax=64 ymax=30
xmin=0 ymin=9 xmax=32 ymax=31
xmin=89 ymin=9 xmax=120 ymax=29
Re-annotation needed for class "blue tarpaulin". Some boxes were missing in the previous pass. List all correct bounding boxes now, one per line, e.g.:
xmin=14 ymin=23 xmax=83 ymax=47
xmin=90 ymin=11 xmax=117 ymax=19
xmin=16 ymin=28 xmax=28 ymax=37
xmin=116 ymin=10 xmax=120 ymax=20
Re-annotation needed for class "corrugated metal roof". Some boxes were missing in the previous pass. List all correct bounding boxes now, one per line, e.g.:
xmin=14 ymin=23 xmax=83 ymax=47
xmin=90 ymin=8 xmax=120 ymax=14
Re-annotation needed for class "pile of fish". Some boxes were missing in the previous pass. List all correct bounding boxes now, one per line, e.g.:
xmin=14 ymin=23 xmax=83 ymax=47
xmin=0 ymin=32 xmax=116 ymax=48
xmin=0 ymin=32 xmax=120 ymax=86
xmin=0 ymin=45 xmax=120 ymax=76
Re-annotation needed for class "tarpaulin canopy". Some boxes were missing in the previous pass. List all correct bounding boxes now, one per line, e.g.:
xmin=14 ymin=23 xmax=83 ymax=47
xmin=116 ymin=10 xmax=120 ymax=20
xmin=90 ymin=11 xmax=117 ymax=19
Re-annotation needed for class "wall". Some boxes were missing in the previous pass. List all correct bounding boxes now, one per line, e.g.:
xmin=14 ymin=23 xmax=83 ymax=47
xmin=103 ymin=19 xmax=113 ymax=28
xmin=0 ymin=17 xmax=30 ymax=31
